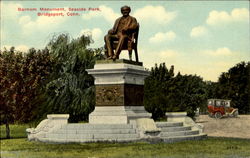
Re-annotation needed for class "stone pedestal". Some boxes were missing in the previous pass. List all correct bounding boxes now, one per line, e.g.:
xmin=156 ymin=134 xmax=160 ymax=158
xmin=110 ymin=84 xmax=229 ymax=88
xmin=87 ymin=59 xmax=151 ymax=124
xmin=165 ymin=112 xmax=187 ymax=122
xmin=165 ymin=112 xmax=204 ymax=133
xmin=26 ymin=61 xmax=207 ymax=143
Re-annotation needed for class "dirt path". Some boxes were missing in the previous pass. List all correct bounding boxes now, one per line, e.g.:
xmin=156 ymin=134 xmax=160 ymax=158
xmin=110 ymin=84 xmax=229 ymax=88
xmin=195 ymin=115 xmax=250 ymax=139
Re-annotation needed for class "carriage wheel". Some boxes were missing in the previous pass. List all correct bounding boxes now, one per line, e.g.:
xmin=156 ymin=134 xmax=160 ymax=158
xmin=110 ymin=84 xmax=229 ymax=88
xmin=215 ymin=112 xmax=222 ymax=119
xmin=233 ymin=110 xmax=239 ymax=117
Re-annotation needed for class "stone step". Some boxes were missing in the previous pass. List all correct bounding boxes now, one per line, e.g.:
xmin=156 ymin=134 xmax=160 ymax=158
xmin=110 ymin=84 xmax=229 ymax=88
xmin=77 ymin=129 xmax=137 ymax=134
xmin=162 ymin=134 xmax=207 ymax=143
xmin=160 ymin=126 xmax=192 ymax=132
xmin=38 ymin=137 xmax=140 ymax=143
xmin=93 ymin=133 xmax=140 ymax=139
xmin=61 ymin=123 xmax=133 ymax=130
xmin=160 ymin=130 xmax=199 ymax=137
xmin=40 ymin=134 xmax=207 ymax=144
xmin=47 ymin=131 xmax=199 ymax=140
xmin=68 ymin=138 xmax=141 ymax=143
xmin=155 ymin=122 xmax=183 ymax=127
xmin=45 ymin=133 xmax=139 ymax=140
xmin=53 ymin=128 xmax=137 ymax=134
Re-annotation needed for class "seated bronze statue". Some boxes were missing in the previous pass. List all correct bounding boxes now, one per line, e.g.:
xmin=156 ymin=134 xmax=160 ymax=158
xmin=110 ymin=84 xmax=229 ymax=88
xmin=104 ymin=6 xmax=139 ymax=62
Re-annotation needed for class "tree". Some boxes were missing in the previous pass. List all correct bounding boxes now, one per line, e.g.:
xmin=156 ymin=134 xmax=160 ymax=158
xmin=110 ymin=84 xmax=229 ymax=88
xmin=167 ymin=73 xmax=206 ymax=118
xmin=144 ymin=63 xmax=207 ymax=120
xmin=0 ymin=47 xmax=52 ymax=138
xmin=144 ymin=63 xmax=175 ymax=120
xmin=0 ymin=33 xmax=103 ymax=137
xmin=37 ymin=34 xmax=102 ymax=122
xmin=216 ymin=62 xmax=250 ymax=114
xmin=0 ymin=47 xmax=21 ymax=138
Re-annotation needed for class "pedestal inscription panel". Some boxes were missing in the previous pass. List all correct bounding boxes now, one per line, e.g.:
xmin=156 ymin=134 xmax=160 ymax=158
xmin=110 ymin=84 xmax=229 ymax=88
xmin=96 ymin=84 xmax=144 ymax=106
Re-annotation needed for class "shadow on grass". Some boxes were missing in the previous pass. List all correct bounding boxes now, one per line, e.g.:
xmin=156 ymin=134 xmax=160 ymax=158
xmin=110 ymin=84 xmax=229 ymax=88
xmin=0 ymin=136 xmax=27 ymax=140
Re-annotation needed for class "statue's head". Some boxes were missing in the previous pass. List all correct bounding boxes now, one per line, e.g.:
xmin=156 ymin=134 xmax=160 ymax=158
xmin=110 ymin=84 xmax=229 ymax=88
xmin=121 ymin=6 xmax=131 ymax=17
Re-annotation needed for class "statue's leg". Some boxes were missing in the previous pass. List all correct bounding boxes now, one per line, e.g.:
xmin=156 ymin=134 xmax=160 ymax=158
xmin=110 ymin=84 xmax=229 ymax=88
xmin=113 ymin=35 xmax=127 ymax=59
xmin=104 ymin=34 xmax=114 ymax=58
xmin=129 ymin=50 xmax=132 ymax=61
xmin=104 ymin=44 xmax=109 ymax=58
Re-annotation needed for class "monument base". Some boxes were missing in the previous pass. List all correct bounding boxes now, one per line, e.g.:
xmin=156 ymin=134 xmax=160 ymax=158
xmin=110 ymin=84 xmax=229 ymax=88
xmin=26 ymin=113 xmax=207 ymax=143
xmin=26 ymin=60 xmax=207 ymax=143
xmin=89 ymin=106 xmax=151 ymax=124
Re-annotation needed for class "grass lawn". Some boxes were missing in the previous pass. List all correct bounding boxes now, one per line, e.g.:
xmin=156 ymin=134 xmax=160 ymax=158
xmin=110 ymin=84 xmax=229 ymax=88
xmin=0 ymin=124 xmax=30 ymax=139
xmin=1 ymin=124 xmax=250 ymax=158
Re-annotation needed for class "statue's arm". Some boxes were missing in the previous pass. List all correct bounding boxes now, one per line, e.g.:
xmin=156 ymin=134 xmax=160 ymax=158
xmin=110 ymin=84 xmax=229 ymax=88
xmin=108 ymin=18 xmax=120 ymax=34
xmin=108 ymin=29 xmax=114 ymax=34
xmin=127 ymin=18 xmax=138 ymax=31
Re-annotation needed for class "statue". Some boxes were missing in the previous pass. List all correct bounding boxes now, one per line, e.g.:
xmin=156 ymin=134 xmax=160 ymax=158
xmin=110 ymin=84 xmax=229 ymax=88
xmin=104 ymin=6 xmax=139 ymax=61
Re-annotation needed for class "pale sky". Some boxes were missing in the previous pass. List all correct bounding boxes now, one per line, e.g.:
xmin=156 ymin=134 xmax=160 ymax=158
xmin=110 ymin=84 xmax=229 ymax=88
xmin=1 ymin=1 xmax=249 ymax=82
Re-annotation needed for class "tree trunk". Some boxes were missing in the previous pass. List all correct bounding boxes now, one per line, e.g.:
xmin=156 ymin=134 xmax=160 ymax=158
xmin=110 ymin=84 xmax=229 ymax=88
xmin=6 ymin=122 xmax=10 ymax=139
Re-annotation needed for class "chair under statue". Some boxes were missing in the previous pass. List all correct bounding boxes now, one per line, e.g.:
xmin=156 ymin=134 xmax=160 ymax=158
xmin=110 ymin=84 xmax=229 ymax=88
xmin=110 ymin=24 xmax=140 ymax=62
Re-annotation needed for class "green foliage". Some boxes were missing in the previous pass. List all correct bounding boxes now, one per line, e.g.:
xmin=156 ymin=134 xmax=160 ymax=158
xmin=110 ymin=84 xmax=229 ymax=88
xmin=167 ymin=73 xmax=207 ymax=118
xmin=144 ymin=63 xmax=206 ymax=120
xmin=215 ymin=62 xmax=250 ymax=114
xmin=0 ymin=48 xmax=21 ymax=125
xmin=144 ymin=63 xmax=174 ymax=119
xmin=38 ymin=34 xmax=100 ymax=122
xmin=145 ymin=61 xmax=250 ymax=118
xmin=0 ymin=47 xmax=52 ymax=138
xmin=0 ymin=47 xmax=53 ymax=124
